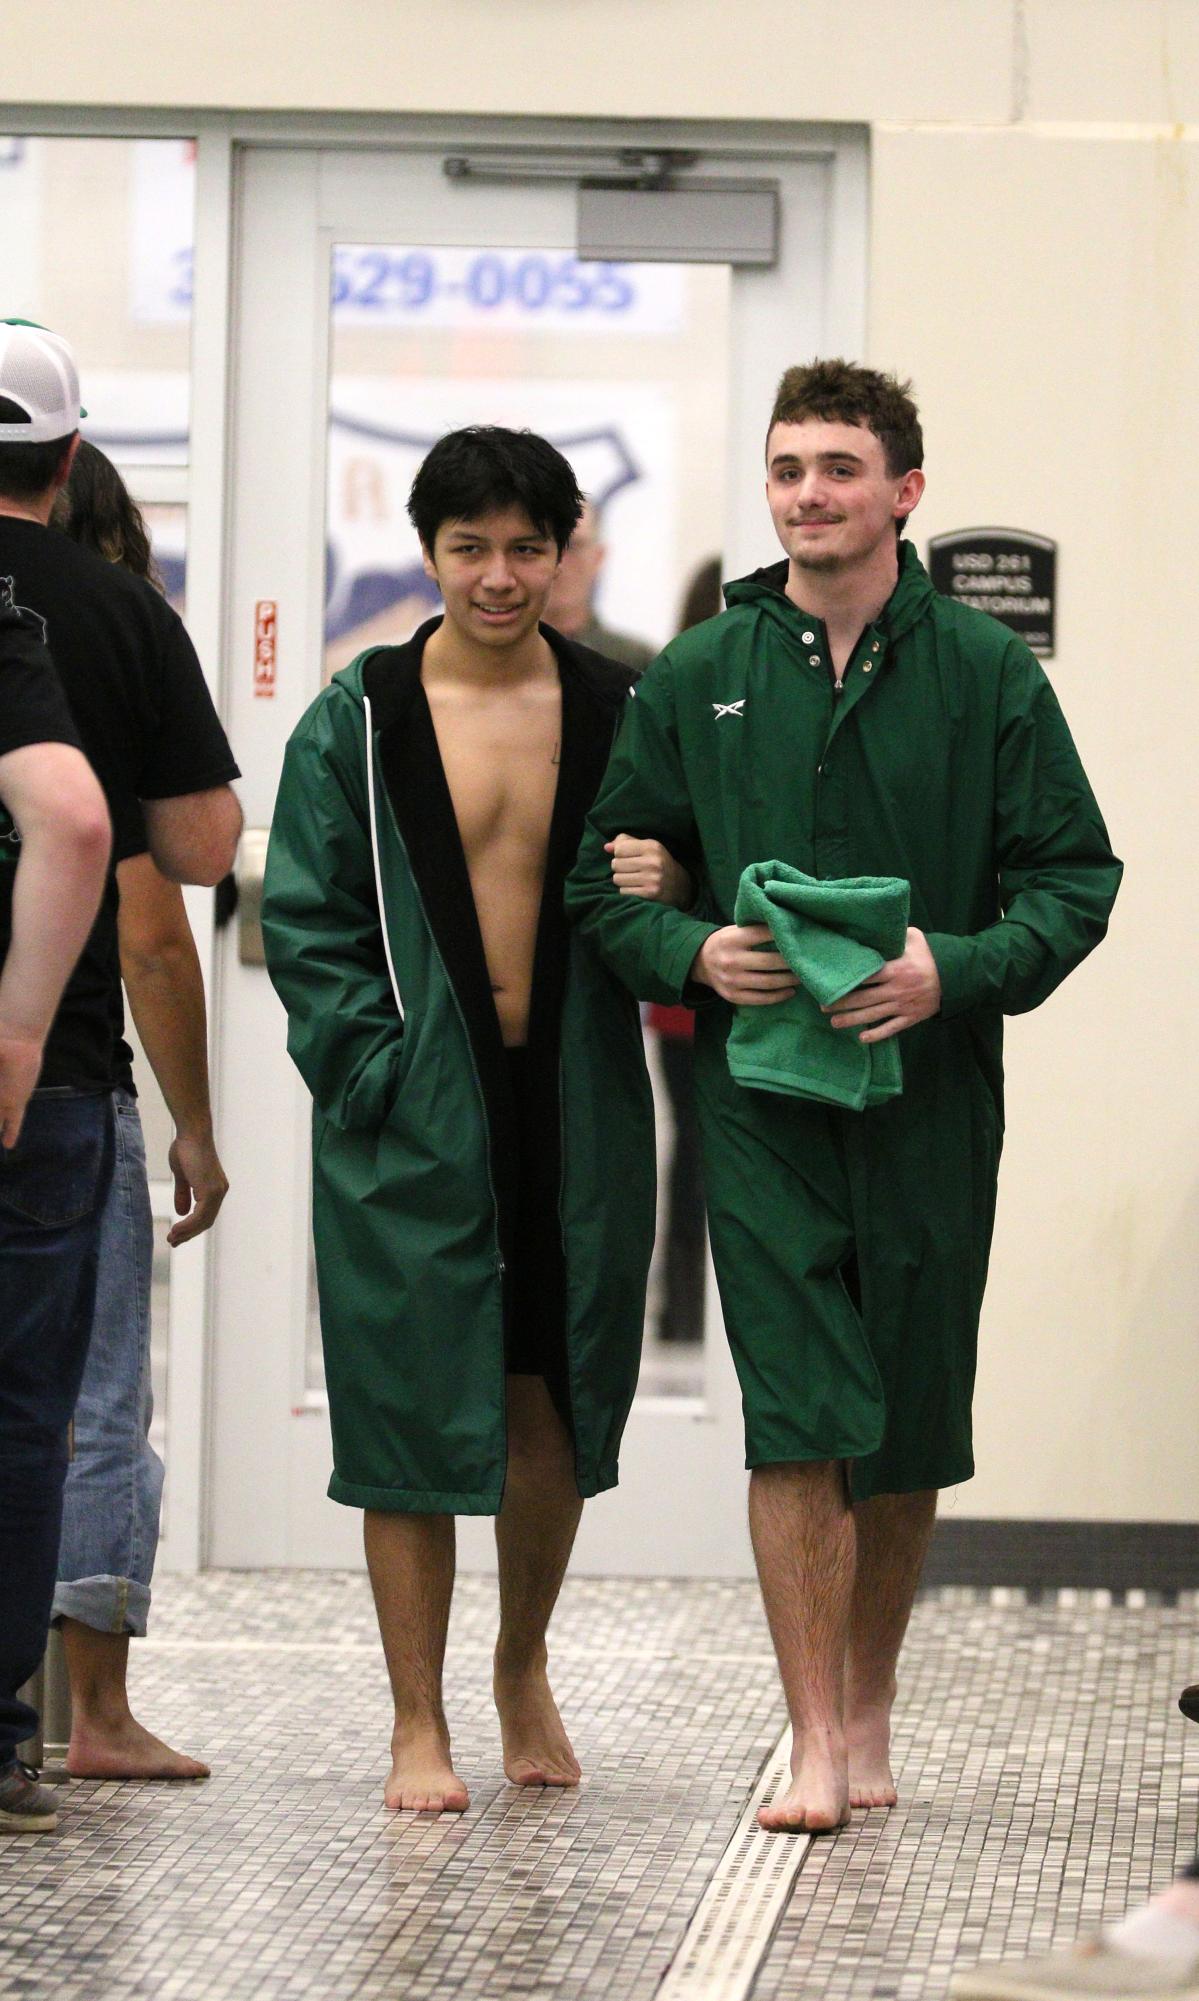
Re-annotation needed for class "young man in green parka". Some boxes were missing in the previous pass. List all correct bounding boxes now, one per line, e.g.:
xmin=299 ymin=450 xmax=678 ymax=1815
xmin=262 ymin=428 xmax=691 ymax=1815
xmin=567 ymin=361 xmax=1122 ymax=1835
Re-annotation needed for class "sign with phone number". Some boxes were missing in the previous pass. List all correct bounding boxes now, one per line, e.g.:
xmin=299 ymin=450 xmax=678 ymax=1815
xmin=330 ymin=245 xmax=685 ymax=334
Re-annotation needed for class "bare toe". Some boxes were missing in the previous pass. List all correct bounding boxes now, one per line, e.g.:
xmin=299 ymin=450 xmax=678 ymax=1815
xmin=494 ymin=1666 xmax=581 ymax=1790
xmin=759 ymin=1743 xmax=850 ymax=1835
xmin=384 ymin=1727 xmax=469 ymax=1813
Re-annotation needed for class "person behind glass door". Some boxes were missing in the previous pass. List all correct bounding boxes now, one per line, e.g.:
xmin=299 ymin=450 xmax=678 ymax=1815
xmin=544 ymin=498 xmax=655 ymax=673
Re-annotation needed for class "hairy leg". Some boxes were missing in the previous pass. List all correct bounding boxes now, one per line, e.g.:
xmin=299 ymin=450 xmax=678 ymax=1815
xmin=844 ymin=1488 xmax=937 ymax=1808
xmin=750 ymin=1459 xmax=855 ymax=1834
xmin=493 ymin=1375 xmax=583 ymax=1786
xmin=62 ymin=1622 xmax=208 ymax=1779
xmin=363 ymin=1509 xmax=467 ymax=1812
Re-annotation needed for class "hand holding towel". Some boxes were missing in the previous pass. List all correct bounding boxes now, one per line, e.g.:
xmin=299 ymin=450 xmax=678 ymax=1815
xmin=729 ymin=863 xmax=911 ymax=1111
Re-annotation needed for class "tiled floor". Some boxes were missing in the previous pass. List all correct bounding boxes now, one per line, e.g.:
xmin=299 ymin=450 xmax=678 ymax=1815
xmin=4 ymin=1576 xmax=1197 ymax=2001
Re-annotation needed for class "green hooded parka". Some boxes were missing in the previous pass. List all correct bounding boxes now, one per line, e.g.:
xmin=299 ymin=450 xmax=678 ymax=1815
xmin=566 ymin=545 xmax=1122 ymax=1498
xmin=263 ymin=624 xmax=656 ymax=1514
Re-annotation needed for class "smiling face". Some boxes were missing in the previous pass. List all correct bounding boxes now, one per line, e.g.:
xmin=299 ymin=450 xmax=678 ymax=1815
xmin=765 ymin=418 xmax=924 ymax=577
xmin=422 ymin=506 xmax=562 ymax=652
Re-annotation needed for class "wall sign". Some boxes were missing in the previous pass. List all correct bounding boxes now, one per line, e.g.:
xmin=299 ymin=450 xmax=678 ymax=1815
xmin=927 ymin=528 xmax=1057 ymax=658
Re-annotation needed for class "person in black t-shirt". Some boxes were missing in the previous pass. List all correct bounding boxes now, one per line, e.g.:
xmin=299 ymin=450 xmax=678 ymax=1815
xmin=0 ymin=602 xmax=115 ymax=1833
xmin=0 ymin=323 xmax=241 ymax=1081
xmin=50 ymin=442 xmax=226 ymax=1784
xmin=0 ymin=608 xmax=111 ymax=1138
xmin=0 ymin=319 xmax=242 ymax=1832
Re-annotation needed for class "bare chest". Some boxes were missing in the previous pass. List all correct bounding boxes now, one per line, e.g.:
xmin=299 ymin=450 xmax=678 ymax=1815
xmin=427 ymin=686 xmax=561 ymax=869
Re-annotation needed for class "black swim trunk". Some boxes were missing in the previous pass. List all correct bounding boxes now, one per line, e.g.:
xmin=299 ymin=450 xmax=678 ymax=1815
xmin=499 ymin=1047 xmax=568 ymax=1402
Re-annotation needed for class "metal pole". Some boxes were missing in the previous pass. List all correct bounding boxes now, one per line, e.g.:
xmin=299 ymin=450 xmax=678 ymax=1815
xmin=40 ymin=1628 xmax=72 ymax=1769
xmin=15 ymin=1418 xmax=74 ymax=1778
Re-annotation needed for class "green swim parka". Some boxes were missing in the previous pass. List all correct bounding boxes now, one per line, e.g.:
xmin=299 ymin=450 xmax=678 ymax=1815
xmin=566 ymin=545 xmax=1122 ymax=1496
xmin=262 ymin=625 xmax=656 ymax=1515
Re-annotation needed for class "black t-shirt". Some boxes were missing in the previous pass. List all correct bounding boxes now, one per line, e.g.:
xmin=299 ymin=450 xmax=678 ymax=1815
xmin=0 ymin=519 xmax=240 ymax=1088
xmin=0 ymin=610 xmax=87 ymax=1058
xmin=0 ymin=610 xmax=82 ymax=759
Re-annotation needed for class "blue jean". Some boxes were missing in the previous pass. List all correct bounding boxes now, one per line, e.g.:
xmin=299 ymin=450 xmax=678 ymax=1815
xmin=53 ymin=1089 xmax=162 ymax=1637
xmin=0 ymin=1089 xmax=114 ymax=1771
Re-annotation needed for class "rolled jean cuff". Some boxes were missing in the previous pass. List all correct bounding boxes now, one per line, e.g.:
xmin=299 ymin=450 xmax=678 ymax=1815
xmin=50 ymin=1574 xmax=151 ymax=1638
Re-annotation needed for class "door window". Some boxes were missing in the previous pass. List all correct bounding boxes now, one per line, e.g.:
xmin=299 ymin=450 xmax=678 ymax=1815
xmin=301 ymin=240 xmax=729 ymax=1402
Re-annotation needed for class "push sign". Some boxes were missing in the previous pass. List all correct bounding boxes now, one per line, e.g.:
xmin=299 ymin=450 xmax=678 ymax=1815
xmin=927 ymin=529 xmax=1057 ymax=658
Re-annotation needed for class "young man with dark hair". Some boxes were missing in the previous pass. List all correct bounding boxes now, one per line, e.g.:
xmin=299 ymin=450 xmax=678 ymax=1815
xmin=568 ymin=359 xmax=1121 ymax=1834
xmin=264 ymin=425 xmax=689 ymax=1814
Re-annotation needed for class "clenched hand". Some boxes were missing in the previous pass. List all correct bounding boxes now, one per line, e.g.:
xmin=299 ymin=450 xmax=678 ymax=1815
xmin=689 ymin=925 xmax=799 ymax=1007
xmin=605 ymin=834 xmax=693 ymax=910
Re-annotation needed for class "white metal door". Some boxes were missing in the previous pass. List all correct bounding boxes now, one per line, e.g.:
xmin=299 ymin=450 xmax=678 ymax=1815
xmin=209 ymin=130 xmax=866 ymax=1575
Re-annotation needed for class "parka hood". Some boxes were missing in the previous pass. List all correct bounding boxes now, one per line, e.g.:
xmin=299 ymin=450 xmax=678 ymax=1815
xmin=722 ymin=540 xmax=937 ymax=644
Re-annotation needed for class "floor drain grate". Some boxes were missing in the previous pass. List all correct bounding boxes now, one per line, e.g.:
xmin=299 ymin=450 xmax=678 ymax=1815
xmin=656 ymin=1726 xmax=809 ymax=2000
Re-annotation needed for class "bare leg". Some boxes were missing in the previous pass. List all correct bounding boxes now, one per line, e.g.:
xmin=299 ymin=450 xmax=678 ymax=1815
xmin=62 ymin=1621 xmax=209 ymax=1780
xmin=493 ymin=1375 xmax=583 ymax=1787
xmin=364 ymin=1510 xmax=468 ymax=1813
xmin=844 ymin=1488 xmax=937 ymax=1809
xmin=750 ymin=1459 xmax=854 ymax=1834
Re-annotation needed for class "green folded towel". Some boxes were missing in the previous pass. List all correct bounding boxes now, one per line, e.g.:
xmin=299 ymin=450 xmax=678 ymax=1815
xmin=729 ymin=862 xmax=911 ymax=1111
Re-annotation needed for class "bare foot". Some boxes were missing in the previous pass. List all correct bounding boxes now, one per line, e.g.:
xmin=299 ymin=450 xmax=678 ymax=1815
xmin=66 ymin=1716 xmax=209 ymax=1781
xmin=758 ymin=1730 xmax=850 ymax=1834
xmin=846 ymin=1699 xmax=898 ymax=1809
xmin=384 ymin=1721 xmax=469 ymax=1813
xmin=494 ymin=1662 xmax=581 ymax=1788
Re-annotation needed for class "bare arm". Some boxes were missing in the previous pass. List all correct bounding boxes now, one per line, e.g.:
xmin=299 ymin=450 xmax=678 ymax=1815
xmin=143 ymin=784 xmax=243 ymax=888
xmin=0 ymin=742 xmax=112 ymax=1146
xmin=117 ymin=851 xmax=228 ymax=1244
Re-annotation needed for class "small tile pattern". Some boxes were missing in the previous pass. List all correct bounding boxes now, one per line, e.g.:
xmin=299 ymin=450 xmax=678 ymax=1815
xmin=758 ymin=1588 xmax=1199 ymax=2001
xmin=3 ymin=1576 xmax=1197 ymax=2001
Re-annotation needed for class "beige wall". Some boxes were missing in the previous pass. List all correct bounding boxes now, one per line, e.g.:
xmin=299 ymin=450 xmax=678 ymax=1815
xmin=14 ymin=1 xmax=1012 ymax=120
xmin=9 ymin=0 xmax=1197 ymax=1523
xmin=871 ymin=123 xmax=1199 ymax=1519
xmin=11 ymin=0 xmax=1199 ymax=124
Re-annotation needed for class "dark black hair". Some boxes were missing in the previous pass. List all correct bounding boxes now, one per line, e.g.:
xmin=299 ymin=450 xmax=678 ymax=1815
xmin=408 ymin=426 xmax=584 ymax=556
xmin=0 ymin=432 xmax=76 ymax=503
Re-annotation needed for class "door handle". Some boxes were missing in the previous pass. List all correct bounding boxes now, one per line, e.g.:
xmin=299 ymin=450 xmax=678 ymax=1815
xmin=233 ymin=827 xmax=271 ymax=966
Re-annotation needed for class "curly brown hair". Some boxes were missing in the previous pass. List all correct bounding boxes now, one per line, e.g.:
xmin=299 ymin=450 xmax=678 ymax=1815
xmin=768 ymin=359 xmax=923 ymax=477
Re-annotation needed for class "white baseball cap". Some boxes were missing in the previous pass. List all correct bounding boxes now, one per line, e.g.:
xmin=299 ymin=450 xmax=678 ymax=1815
xmin=0 ymin=319 xmax=86 ymax=444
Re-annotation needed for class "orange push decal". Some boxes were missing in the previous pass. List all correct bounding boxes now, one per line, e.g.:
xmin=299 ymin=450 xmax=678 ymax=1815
xmin=254 ymin=600 xmax=277 ymax=697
